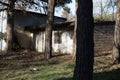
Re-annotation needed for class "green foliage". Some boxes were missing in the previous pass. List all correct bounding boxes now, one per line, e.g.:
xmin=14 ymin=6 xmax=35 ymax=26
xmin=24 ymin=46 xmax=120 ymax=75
xmin=40 ymin=0 xmax=72 ymax=7
xmin=63 ymin=6 xmax=70 ymax=13
xmin=61 ymin=6 xmax=71 ymax=19
xmin=0 ymin=32 xmax=6 ymax=40
xmin=55 ymin=0 xmax=72 ymax=7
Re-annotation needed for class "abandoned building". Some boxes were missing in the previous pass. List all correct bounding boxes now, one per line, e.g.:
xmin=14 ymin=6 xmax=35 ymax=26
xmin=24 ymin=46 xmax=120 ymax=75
xmin=24 ymin=21 xmax=115 ymax=55
xmin=0 ymin=10 xmax=115 ymax=54
xmin=0 ymin=10 xmax=66 ymax=51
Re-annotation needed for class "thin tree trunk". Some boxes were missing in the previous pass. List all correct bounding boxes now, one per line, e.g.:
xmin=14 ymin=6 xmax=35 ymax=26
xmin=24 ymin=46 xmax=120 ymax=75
xmin=100 ymin=0 xmax=103 ymax=20
xmin=73 ymin=0 xmax=94 ymax=80
xmin=1 ymin=11 xmax=4 ymax=51
xmin=112 ymin=7 xmax=115 ymax=21
xmin=112 ymin=0 xmax=120 ymax=64
xmin=6 ymin=0 xmax=15 ymax=51
xmin=44 ymin=0 xmax=55 ymax=60
xmin=73 ymin=0 xmax=78 ymax=59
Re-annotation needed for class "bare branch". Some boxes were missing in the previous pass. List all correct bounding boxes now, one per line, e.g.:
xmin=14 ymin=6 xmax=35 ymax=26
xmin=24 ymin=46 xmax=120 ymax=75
xmin=0 ymin=8 xmax=7 ymax=11
xmin=0 ymin=1 xmax=9 ymax=6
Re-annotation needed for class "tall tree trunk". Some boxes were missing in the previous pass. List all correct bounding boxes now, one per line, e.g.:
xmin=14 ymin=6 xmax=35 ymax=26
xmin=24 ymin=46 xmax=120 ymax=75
xmin=73 ymin=0 xmax=78 ymax=59
xmin=6 ymin=0 xmax=15 ymax=51
xmin=44 ymin=0 xmax=55 ymax=60
xmin=73 ymin=0 xmax=94 ymax=80
xmin=112 ymin=6 xmax=115 ymax=21
xmin=100 ymin=0 xmax=103 ymax=20
xmin=112 ymin=0 xmax=120 ymax=64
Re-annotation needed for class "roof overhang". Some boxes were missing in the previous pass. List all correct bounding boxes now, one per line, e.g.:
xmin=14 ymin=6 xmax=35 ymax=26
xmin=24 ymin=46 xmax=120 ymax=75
xmin=24 ymin=21 xmax=115 ymax=32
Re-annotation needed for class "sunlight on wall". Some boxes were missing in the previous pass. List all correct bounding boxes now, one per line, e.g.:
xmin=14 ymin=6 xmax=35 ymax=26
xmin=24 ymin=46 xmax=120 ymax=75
xmin=0 ymin=40 xmax=6 ymax=51
xmin=0 ymin=11 xmax=7 ymax=33
xmin=35 ymin=31 xmax=73 ymax=54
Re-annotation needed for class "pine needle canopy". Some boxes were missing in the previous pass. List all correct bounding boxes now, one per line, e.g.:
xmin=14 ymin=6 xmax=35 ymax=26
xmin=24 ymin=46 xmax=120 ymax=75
xmin=40 ymin=0 xmax=72 ymax=7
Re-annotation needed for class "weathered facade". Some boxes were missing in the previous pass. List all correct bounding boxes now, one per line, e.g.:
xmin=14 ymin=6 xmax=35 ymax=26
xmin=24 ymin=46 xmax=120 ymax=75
xmin=94 ymin=22 xmax=114 ymax=55
xmin=34 ymin=30 xmax=73 ymax=53
xmin=25 ymin=21 xmax=115 ymax=54
xmin=0 ymin=10 xmax=115 ymax=54
xmin=0 ymin=10 xmax=66 ymax=51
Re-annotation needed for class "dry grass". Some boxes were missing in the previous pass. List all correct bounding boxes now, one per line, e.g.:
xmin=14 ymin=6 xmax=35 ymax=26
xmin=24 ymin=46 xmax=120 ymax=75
xmin=0 ymin=51 xmax=120 ymax=80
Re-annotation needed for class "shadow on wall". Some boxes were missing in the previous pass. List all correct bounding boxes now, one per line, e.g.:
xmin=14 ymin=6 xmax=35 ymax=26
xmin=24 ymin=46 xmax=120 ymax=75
xmin=53 ymin=31 xmax=73 ymax=54
xmin=15 ymin=30 xmax=33 ymax=50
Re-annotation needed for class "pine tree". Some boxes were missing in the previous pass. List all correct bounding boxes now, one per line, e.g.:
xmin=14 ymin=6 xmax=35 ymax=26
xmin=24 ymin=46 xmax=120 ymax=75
xmin=73 ymin=0 xmax=94 ymax=80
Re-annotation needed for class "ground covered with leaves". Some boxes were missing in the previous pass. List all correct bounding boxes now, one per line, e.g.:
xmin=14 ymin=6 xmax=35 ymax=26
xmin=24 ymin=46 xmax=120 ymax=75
xmin=0 ymin=51 xmax=120 ymax=80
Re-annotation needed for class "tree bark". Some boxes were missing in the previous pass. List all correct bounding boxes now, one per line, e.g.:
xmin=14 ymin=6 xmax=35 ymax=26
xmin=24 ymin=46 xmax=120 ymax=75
xmin=6 ymin=0 xmax=15 ymax=51
xmin=44 ymin=0 xmax=55 ymax=60
xmin=73 ymin=0 xmax=94 ymax=80
xmin=112 ymin=6 xmax=115 ymax=21
xmin=112 ymin=0 xmax=120 ymax=64
xmin=100 ymin=0 xmax=103 ymax=20
xmin=72 ymin=0 xmax=78 ymax=59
